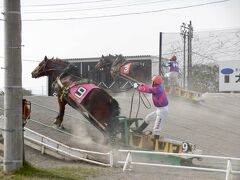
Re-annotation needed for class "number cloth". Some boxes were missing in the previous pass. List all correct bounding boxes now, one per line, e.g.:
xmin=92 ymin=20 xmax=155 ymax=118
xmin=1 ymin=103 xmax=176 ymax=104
xmin=69 ymin=84 xmax=99 ymax=103
xmin=119 ymin=63 xmax=132 ymax=76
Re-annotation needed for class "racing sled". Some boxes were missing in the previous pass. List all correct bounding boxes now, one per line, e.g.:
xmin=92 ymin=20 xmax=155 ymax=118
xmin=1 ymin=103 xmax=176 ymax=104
xmin=117 ymin=116 xmax=202 ymax=166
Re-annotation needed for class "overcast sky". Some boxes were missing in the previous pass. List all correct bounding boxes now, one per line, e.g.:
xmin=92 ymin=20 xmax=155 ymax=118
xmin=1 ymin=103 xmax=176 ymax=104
xmin=0 ymin=0 xmax=240 ymax=94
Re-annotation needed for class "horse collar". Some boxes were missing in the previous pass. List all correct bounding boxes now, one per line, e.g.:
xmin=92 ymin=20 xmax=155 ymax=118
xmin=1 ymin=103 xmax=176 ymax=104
xmin=56 ymin=76 xmax=99 ymax=104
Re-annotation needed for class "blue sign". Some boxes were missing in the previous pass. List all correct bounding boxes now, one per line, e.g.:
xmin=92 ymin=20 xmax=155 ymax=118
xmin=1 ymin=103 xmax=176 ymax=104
xmin=221 ymin=68 xmax=234 ymax=75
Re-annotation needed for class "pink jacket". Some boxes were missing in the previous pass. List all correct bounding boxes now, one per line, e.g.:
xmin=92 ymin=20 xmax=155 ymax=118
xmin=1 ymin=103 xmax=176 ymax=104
xmin=137 ymin=84 xmax=168 ymax=107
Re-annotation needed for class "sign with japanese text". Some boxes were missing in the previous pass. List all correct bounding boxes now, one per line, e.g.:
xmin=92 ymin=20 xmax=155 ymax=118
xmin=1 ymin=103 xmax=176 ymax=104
xmin=219 ymin=60 xmax=240 ymax=92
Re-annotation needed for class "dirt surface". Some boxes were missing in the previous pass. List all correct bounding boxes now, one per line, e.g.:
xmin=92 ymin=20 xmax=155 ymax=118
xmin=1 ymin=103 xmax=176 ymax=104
xmin=0 ymin=92 xmax=240 ymax=179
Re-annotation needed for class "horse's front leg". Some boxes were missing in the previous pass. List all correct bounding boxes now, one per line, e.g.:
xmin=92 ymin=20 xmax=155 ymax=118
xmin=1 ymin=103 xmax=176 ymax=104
xmin=54 ymin=97 xmax=66 ymax=129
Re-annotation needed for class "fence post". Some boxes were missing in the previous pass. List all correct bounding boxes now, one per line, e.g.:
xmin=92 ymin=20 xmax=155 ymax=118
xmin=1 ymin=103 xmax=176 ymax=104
xmin=123 ymin=151 xmax=132 ymax=172
xmin=41 ymin=137 xmax=45 ymax=154
xmin=109 ymin=151 xmax=113 ymax=167
xmin=225 ymin=159 xmax=232 ymax=180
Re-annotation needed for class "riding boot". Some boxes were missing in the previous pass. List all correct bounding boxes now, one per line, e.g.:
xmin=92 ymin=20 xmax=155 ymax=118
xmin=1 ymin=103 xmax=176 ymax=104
xmin=131 ymin=121 xmax=148 ymax=133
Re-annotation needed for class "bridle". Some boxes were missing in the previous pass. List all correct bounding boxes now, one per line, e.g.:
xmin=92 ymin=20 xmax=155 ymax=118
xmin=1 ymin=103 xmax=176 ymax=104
xmin=35 ymin=59 xmax=68 ymax=76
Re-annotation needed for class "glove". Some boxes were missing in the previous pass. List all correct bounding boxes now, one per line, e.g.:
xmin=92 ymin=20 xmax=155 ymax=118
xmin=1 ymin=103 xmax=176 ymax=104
xmin=133 ymin=83 xmax=139 ymax=89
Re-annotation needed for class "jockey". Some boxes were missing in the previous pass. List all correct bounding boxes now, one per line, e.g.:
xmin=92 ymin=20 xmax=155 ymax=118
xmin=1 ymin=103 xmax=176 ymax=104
xmin=168 ymin=55 xmax=180 ymax=86
xmin=132 ymin=75 xmax=169 ymax=140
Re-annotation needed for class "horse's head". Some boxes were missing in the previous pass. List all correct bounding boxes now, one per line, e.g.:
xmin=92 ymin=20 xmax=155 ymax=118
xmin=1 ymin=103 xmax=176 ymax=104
xmin=31 ymin=56 xmax=52 ymax=78
xmin=31 ymin=56 xmax=68 ymax=78
xmin=95 ymin=54 xmax=116 ymax=70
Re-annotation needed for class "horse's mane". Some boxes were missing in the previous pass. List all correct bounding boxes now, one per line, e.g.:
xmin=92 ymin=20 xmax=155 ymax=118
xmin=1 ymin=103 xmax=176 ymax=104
xmin=52 ymin=58 xmax=69 ymax=67
xmin=112 ymin=54 xmax=126 ymax=66
xmin=104 ymin=54 xmax=116 ymax=63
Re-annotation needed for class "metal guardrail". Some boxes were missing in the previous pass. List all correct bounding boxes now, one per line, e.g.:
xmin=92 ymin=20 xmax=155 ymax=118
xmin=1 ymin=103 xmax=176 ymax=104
xmin=24 ymin=128 xmax=113 ymax=167
xmin=0 ymin=114 xmax=113 ymax=167
xmin=118 ymin=149 xmax=240 ymax=180
xmin=0 ymin=116 xmax=113 ymax=167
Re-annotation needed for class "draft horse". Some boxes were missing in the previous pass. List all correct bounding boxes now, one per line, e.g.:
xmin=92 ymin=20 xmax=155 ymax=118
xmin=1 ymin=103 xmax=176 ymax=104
xmin=95 ymin=54 xmax=150 ymax=84
xmin=31 ymin=56 xmax=120 ymax=140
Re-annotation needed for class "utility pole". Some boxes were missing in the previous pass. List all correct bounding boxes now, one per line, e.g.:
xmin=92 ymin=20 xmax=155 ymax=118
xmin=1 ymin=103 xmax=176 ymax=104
xmin=180 ymin=21 xmax=193 ymax=89
xmin=187 ymin=21 xmax=193 ymax=89
xmin=159 ymin=32 xmax=162 ymax=76
xmin=180 ymin=23 xmax=187 ymax=89
xmin=3 ymin=0 xmax=23 ymax=172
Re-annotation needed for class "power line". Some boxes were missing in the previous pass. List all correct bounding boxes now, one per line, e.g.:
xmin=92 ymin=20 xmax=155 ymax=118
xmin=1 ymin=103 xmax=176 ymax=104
xmin=22 ymin=0 xmax=230 ymax=21
xmin=23 ymin=59 xmax=41 ymax=62
xmin=0 ymin=56 xmax=40 ymax=62
xmin=194 ymin=27 xmax=240 ymax=32
xmin=192 ymin=51 xmax=217 ymax=61
xmin=23 ymin=0 xmax=173 ymax=14
xmin=157 ymin=27 xmax=240 ymax=34
xmin=20 ymin=0 xmax=115 ymax=7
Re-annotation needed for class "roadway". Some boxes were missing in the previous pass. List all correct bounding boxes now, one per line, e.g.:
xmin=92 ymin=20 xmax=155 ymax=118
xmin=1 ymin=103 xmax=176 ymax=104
xmin=0 ymin=92 xmax=240 ymax=179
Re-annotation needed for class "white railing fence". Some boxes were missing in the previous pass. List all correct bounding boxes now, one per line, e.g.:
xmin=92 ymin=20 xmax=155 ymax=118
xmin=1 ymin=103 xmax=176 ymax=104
xmin=0 ymin=114 xmax=113 ymax=167
xmin=118 ymin=149 xmax=240 ymax=180
xmin=24 ymin=128 xmax=113 ymax=167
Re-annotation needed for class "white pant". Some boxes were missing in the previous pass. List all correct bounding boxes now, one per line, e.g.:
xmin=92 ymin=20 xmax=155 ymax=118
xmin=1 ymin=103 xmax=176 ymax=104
xmin=145 ymin=106 xmax=168 ymax=136
xmin=169 ymin=72 xmax=179 ymax=86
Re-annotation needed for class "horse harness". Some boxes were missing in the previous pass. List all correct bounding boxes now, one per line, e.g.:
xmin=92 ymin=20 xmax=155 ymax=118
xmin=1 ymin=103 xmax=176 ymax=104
xmin=55 ymin=77 xmax=107 ymax=134
xmin=111 ymin=57 xmax=132 ymax=77
xmin=56 ymin=77 xmax=90 ymax=102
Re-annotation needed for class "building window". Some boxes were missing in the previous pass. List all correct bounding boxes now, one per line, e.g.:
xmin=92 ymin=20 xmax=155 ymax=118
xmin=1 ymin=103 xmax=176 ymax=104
xmin=224 ymin=75 xmax=229 ymax=83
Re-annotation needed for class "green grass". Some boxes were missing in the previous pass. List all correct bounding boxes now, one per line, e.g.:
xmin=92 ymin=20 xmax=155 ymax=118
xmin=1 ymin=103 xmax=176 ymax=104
xmin=0 ymin=162 xmax=101 ymax=180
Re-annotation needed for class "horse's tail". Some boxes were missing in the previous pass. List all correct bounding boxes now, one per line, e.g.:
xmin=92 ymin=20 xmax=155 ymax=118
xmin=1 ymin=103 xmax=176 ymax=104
xmin=110 ymin=98 xmax=120 ymax=117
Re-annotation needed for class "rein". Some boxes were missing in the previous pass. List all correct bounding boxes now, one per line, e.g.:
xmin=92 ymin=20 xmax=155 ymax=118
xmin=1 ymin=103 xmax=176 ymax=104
xmin=104 ymin=57 xmax=152 ymax=116
xmin=128 ymin=88 xmax=151 ymax=125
